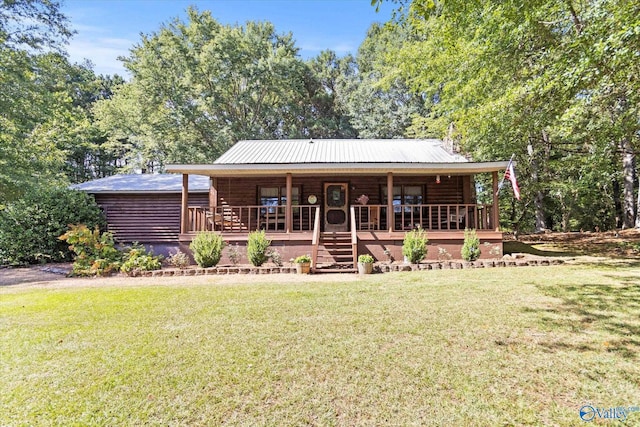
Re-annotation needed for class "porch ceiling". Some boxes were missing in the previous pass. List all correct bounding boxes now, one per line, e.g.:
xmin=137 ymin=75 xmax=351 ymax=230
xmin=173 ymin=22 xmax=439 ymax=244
xmin=165 ymin=161 xmax=510 ymax=177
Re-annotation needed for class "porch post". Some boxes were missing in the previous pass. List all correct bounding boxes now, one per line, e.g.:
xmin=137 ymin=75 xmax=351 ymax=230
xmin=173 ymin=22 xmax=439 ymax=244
xmin=387 ymin=172 xmax=394 ymax=232
xmin=492 ymin=171 xmax=499 ymax=231
xmin=285 ymin=173 xmax=292 ymax=233
xmin=209 ymin=177 xmax=218 ymax=211
xmin=181 ymin=174 xmax=189 ymax=234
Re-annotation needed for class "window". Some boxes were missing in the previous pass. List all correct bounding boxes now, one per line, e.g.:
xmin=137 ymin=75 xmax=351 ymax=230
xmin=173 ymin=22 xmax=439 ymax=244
xmin=382 ymin=185 xmax=424 ymax=212
xmin=259 ymin=186 xmax=300 ymax=213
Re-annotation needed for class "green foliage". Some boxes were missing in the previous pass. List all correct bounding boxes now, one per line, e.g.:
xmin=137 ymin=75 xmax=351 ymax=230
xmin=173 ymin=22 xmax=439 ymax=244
xmin=0 ymin=188 xmax=106 ymax=265
xmin=246 ymin=230 xmax=271 ymax=267
xmin=358 ymin=254 xmax=375 ymax=263
xmin=59 ymin=224 xmax=122 ymax=276
xmin=189 ymin=232 xmax=225 ymax=268
xmin=120 ymin=244 xmax=163 ymax=275
xmin=402 ymin=228 xmax=429 ymax=264
xmin=294 ymin=254 xmax=311 ymax=264
xmin=461 ymin=229 xmax=481 ymax=262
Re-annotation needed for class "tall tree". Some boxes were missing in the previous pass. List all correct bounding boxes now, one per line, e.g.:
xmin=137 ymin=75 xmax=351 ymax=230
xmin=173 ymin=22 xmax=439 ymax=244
xmin=386 ymin=0 xmax=639 ymax=231
xmin=0 ymin=0 xmax=74 ymax=202
xmin=95 ymin=8 xmax=315 ymax=169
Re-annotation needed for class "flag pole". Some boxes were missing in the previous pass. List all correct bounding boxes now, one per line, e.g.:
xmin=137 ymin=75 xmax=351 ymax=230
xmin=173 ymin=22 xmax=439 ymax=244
xmin=496 ymin=153 xmax=515 ymax=196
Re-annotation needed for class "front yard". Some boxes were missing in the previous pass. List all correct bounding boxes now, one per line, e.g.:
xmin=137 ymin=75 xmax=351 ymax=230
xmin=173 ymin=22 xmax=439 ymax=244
xmin=2 ymin=263 xmax=640 ymax=425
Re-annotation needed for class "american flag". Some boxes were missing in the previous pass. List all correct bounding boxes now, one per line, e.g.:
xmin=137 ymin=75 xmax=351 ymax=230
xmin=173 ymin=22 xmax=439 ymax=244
xmin=503 ymin=160 xmax=520 ymax=200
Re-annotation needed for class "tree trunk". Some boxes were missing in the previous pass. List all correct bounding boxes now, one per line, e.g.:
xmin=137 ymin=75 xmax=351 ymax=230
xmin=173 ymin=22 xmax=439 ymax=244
xmin=636 ymin=175 xmax=640 ymax=229
xmin=620 ymin=138 xmax=635 ymax=229
xmin=528 ymin=142 xmax=546 ymax=232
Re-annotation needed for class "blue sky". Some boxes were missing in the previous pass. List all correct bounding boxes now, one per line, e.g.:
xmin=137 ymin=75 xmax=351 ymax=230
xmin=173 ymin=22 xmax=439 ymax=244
xmin=63 ymin=0 xmax=395 ymax=76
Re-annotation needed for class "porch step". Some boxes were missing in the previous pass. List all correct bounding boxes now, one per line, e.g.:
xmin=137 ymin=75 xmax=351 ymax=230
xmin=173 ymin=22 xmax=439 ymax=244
xmin=314 ymin=262 xmax=357 ymax=274
xmin=318 ymin=232 xmax=355 ymax=269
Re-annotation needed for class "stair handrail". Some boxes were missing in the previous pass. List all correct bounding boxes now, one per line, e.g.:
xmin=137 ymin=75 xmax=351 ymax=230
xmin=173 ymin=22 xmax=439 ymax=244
xmin=350 ymin=205 xmax=358 ymax=267
xmin=311 ymin=206 xmax=321 ymax=272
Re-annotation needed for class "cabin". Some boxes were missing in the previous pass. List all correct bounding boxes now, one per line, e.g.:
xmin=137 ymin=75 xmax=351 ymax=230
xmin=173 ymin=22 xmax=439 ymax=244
xmin=71 ymin=174 xmax=210 ymax=255
xmin=166 ymin=139 xmax=509 ymax=271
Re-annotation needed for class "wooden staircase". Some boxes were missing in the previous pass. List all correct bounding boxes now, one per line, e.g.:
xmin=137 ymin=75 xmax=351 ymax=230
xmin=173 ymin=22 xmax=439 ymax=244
xmin=315 ymin=232 xmax=356 ymax=273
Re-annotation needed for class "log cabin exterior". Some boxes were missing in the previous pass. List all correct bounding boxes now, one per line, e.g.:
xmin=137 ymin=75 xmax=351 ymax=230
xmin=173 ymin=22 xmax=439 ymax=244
xmin=166 ymin=139 xmax=510 ymax=271
xmin=71 ymin=174 xmax=210 ymax=255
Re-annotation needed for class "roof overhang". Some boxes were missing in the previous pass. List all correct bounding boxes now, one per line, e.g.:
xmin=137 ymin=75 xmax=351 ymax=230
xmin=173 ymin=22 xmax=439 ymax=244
xmin=165 ymin=161 xmax=510 ymax=177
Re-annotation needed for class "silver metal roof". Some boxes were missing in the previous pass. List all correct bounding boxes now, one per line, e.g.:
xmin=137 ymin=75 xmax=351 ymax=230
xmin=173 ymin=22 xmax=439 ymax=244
xmin=215 ymin=139 xmax=469 ymax=164
xmin=70 ymin=174 xmax=210 ymax=194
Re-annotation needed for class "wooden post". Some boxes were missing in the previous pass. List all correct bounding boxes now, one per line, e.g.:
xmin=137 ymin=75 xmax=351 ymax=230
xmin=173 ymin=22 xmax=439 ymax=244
xmin=285 ymin=173 xmax=292 ymax=233
xmin=209 ymin=177 xmax=218 ymax=211
xmin=181 ymin=174 xmax=189 ymax=234
xmin=387 ymin=172 xmax=394 ymax=232
xmin=492 ymin=171 xmax=499 ymax=231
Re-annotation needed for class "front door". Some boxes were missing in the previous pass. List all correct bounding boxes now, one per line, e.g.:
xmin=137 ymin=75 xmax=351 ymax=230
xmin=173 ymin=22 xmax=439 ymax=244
xmin=324 ymin=183 xmax=348 ymax=232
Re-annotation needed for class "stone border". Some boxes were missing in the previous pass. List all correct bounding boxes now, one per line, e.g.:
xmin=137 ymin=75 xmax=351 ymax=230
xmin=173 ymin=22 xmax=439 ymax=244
xmin=131 ymin=258 xmax=565 ymax=277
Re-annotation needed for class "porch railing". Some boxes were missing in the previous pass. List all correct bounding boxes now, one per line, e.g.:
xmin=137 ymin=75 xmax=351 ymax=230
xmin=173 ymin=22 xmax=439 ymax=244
xmin=186 ymin=205 xmax=316 ymax=233
xmin=353 ymin=204 xmax=495 ymax=232
xmin=187 ymin=203 xmax=494 ymax=234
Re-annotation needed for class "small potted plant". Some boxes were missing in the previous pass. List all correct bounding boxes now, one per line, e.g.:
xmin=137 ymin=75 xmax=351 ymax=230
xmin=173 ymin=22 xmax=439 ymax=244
xmin=294 ymin=254 xmax=312 ymax=274
xmin=357 ymin=254 xmax=374 ymax=274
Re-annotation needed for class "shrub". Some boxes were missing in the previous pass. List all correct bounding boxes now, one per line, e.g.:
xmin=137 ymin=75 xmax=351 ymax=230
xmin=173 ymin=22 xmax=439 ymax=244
xmin=190 ymin=232 xmax=225 ymax=268
xmin=227 ymin=243 xmax=242 ymax=265
xmin=268 ymin=248 xmax=283 ymax=266
xmin=294 ymin=254 xmax=311 ymax=263
xmin=167 ymin=250 xmax=190 ymax=269
xmin=461 ymin=228 xmax=481 ymax=261
xmin=402 ymin=228 xmax=429 ymax=263
xmin=247 ymin=230 xmax=271 ymax=266
xmin=0 ymin=188 xmax=105 ymax=265
xmin=120 ymin=244 xmax=163 ymax=275
xmin=59 ymin=224 xmax=121 ymax=276
xmin=358 ymin=254 xmax=374 ymax=263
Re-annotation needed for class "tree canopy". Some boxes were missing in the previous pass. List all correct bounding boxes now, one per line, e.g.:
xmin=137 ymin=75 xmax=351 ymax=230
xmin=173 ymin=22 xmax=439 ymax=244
xmin=1 ymin=0 xmax=638 ymax=232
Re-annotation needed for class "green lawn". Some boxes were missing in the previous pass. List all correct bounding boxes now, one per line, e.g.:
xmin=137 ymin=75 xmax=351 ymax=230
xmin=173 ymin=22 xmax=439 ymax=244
xmin=2 ymin=265 xmax=640 ymax=426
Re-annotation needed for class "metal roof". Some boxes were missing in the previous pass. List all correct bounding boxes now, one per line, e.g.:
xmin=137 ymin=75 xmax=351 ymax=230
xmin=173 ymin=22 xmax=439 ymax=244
xmin=70 ymin=174 xmax=210 ymax=194
xmin=215 ymin=139 xmax=469 ymax=164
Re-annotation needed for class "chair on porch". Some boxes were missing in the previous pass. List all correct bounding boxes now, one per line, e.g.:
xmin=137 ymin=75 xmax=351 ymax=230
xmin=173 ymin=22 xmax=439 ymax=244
xmin=441 ymin=209 xmax=467 ymax=229
xmin=360 ymin=206 xmax=380 ymax=230
xmin=206 ymin=205 xmax=247 ymax=231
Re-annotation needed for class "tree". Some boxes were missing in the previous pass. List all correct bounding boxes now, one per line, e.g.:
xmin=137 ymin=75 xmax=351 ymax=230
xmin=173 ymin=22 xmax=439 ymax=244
xmin=95 ymin=8 xmax=316 ymax=168
xmin=339 ymin=22 xmax=426 ymax=138
xmin=387 ymin=0 xmax=640 ymax=231
xmin=0 ymin=0 xmax=74 ymax=203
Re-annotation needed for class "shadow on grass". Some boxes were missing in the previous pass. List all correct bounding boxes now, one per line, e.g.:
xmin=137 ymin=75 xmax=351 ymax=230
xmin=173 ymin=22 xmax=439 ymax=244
xmin=532 ymin=283 xmax=640 ymax=360
xmin=503 ymin=241 xmax=576 ymax=257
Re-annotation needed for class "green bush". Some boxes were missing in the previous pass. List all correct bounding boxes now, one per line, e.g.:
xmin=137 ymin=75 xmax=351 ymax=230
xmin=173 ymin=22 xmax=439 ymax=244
xmin=0 ymin=188 xmax=105 ymax=265
xmin=294 ymin=254 xmax=311 ymax=263
xmin=247 ymin=230 xmax=271 ymax=266
xmin=120 ymin=244 xmax=163 ymax=275
xmin=402 ymin=228 xmax=429 ymax=263
xmin=461 ymin=228 xmax=481 ymax=261
xmin=358 ymin=254 xmax=374 ymax=263
xmin=59 ymin=224 xmax=122 ymax=276
xmin=190 ymin=232 xmax=225 ymax=268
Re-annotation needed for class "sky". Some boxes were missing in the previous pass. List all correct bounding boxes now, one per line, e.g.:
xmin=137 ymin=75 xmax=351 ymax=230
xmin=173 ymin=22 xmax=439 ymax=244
xmin=62 ymin=0 xmax=396 ymax=77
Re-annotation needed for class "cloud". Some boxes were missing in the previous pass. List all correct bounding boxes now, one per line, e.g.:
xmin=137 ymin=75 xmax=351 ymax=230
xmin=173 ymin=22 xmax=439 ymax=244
xmin=67 ymin=37 xmax=133 ymax=77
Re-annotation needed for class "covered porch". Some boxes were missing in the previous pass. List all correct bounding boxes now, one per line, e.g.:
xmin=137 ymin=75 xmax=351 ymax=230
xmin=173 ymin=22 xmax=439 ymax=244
xmin=169 ymin=168 xmax=505 ymax=270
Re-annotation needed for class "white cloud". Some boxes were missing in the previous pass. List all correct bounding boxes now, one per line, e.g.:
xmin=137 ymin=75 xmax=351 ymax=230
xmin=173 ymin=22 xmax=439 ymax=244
xmin=67 ymin=37 xmax=133 ymax=77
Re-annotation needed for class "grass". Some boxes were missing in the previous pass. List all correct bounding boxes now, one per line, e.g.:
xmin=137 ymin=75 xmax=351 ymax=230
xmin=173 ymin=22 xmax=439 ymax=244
xmin=2 ymin=265 xmax=640 ymax=426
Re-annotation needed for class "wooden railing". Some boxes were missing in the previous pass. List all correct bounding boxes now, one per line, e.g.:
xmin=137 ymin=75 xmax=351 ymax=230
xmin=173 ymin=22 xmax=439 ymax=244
xmin=186 ymin=205 xmax=316 ymax=233
xmin=350 ymin=206 xmax=358 ymax=267
xmin=311 ymin=206 xmax=321 ymax=272
xmin=352 ymin=204 xmax=494 ymax=232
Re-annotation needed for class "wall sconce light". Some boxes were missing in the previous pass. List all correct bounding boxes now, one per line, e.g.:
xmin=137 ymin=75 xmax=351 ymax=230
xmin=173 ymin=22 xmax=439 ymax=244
xmin=436 ymin=175 xmax=441 ymax=184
